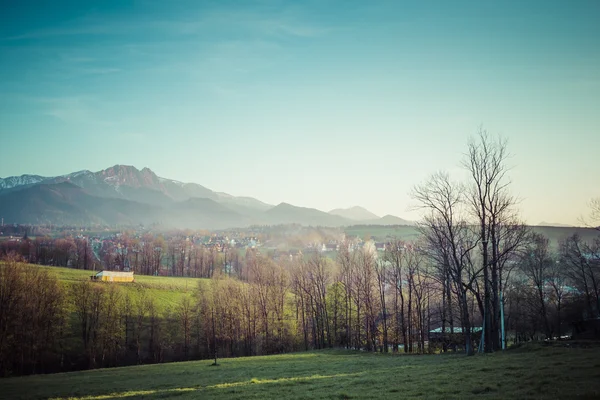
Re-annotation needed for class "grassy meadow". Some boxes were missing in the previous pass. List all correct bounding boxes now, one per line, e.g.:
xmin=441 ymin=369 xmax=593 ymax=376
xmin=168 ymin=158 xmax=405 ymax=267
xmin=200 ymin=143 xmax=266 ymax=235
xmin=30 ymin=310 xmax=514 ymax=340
xmin=1 ymin=344 xmax=599 ymax=400
xmin=344 ymin=225 xmax=599 ymax=249
xmin=37 ymin=265 xmax=207 ymax=309
xmin=344 ymin=225 xmax=422 ymax=242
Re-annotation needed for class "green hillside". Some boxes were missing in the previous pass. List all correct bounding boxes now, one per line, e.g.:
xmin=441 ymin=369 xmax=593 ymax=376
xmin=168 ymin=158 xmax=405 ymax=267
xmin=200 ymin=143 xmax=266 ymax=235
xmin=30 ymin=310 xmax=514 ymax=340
xmin=1 ymin=345 xmax=599 ymax=400
xmin=345 ymin=225 xmax=421 ymax=241
xmin=38 ymin=265 xmax=208 ymax=309
xmin=345 ymin=224 xmax=599 ymax=247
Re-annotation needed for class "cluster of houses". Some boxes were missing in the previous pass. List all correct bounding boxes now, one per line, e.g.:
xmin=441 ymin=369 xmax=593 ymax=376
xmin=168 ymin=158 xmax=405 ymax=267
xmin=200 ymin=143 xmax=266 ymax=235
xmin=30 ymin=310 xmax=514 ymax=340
xmin=64 ymin=232 xmax=264 ymax=272
xmin=267 ymin=239 xmax=406 ymax=262
xmin=306 ymin=239 xmax=397 ymax=254
xmin=202 ymin=235 xmax=261 ymax=252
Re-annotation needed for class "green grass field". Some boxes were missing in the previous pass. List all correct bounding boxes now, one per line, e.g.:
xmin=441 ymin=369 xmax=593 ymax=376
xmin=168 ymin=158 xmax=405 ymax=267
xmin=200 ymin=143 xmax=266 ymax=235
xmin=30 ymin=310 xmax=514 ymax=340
xmin=344 ymin=225 xmax=421 ymax=241
xmin=37 ymin=265 xmax=208 ymax=309
xmin=2 ymin=344 xmax=599 ymax=400
xmin=343 ymin=225 xmax=599 ymax=249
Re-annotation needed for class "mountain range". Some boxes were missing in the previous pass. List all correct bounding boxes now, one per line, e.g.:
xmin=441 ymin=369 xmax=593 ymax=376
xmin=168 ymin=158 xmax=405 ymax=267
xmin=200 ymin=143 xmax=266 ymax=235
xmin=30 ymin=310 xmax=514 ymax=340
xmin=0 ymin=165 xmax=414 ymax=229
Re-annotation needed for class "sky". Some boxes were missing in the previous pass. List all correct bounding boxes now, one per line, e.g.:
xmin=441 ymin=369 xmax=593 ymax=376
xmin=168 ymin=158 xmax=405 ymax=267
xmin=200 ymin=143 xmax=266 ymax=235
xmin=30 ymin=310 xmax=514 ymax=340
xmin=1 ymin=0 xmax=599 ymax=226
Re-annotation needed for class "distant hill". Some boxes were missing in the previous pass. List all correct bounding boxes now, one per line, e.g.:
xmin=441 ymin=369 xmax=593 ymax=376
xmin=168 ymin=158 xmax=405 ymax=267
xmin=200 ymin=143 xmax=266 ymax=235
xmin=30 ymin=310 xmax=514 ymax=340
xmin=328 ymin=207 xmax=415 ymax=226
xmin=215 ymin=192 xmax=272 ymax=212
xmin=351 ymin=215 xmax=415 ymax=226
xmin=167 ymin=197 xmax=255 ymax=229
xmin=537 ymin=222 xmax=576 ymax=228
xmin=329 ymin=206 xmax=380 ymax=221
xmin=0 ymin=182 xmax=159 ymax=226
xmin=0 ymin=182 xmax=260 ymax=229
xmin=531 ymin=226 xmax=598 ymax=247
xmin=266 ymin=203 xmax=351 ymax=227
xmin=375 ymin=214 xmax=415 ymax=226
xmin=345 ymin=224 xmax=598 ymax=246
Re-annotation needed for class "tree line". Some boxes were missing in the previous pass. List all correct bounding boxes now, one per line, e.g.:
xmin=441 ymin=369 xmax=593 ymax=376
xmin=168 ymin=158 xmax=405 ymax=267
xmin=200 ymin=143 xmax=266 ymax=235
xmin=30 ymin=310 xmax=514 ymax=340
xmin=1 ymin=225 xmax=598 ymax=376
xmin=0 ymin=233 xmax=245 ymax=279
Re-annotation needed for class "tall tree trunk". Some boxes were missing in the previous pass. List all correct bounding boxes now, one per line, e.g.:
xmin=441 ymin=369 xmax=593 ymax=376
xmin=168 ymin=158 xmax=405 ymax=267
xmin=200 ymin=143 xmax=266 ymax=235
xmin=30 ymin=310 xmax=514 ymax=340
xmin=400 ymin=283 xmax=407 ymax=353
xmin=538 ymin=287 xmax=551 ymax=339
xmin=461 ymin=290 xmax=474 ymax=356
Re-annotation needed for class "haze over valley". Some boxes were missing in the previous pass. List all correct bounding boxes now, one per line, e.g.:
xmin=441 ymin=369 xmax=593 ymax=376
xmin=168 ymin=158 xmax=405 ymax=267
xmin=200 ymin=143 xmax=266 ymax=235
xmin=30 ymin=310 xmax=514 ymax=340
xmin=0 ymin=165 xmax=413 ymax=228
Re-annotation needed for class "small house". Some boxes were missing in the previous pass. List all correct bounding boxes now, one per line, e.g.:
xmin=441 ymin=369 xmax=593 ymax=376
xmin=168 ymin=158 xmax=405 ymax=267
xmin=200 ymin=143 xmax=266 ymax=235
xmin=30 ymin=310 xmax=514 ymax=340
xmin=92 ymin=270 xmax=134 ymax=283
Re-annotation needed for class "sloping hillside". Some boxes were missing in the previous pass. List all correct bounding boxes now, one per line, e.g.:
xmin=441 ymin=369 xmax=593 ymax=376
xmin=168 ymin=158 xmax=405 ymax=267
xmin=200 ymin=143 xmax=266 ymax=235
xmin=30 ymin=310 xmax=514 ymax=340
xmin=266 ymin=203 xmax=350 ymax=227
xmin=329 ymin=206 xmax=379 ymax=221
xmin=0 ymin=182 xmax=158 ymax=226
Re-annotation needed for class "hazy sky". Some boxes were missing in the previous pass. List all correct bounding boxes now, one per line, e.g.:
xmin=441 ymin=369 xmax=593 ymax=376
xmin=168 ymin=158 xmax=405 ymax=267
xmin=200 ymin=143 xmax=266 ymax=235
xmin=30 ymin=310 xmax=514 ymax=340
xmin=1 ymin=1 xmax=599 ymax=225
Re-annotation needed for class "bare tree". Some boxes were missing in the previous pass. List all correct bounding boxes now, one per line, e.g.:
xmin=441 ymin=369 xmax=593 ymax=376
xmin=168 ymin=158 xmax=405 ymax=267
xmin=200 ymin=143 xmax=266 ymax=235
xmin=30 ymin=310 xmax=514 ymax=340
xmin=133 ymin=292 xmax=150 ymax=364
xmin=75 ymin=238 xmax=93 ymax=270
xmin=405 ymin=245 xmax=429 ymax=353
xmin=520 ymin=232 xmax=553 ymax=339
xmin=560 ymin=234 xmax=600 ymax=318
xmin=547 ymin=260 xmax=567 ymax=338
xmin=375 ymin=257 xmax=389 ymax=352
xmin=177 ymin=297 xmax=192 ymax=359
xmin=495 ymin=221 xmax=530 ymax=348
xmin=337 ymin=241 xmax=356 ymax=349
xmin=357 ymin=246 xmax=378 ymax=351
xmin=463 ymin=128 xmax=518 ymax=352
xmin=384 ymin=242 xmax=408 ymax=352
xmin=590 ymin=198 xmax=600 ymax=229
xmin=295 ymin=254 xmax=332 ymax=349
xmin=0 ymin=259 xmax=66 ymax=375
xmin=412 ymin=172 xmax=479 ymax=355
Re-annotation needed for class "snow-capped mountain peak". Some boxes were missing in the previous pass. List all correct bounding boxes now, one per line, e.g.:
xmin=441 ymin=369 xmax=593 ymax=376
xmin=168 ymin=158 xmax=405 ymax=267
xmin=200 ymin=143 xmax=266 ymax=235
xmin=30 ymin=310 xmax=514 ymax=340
xmin=63 ymin=170 xmax=93 ymax=179
xmin=0 ymin=175 xmax=46 ymax=190
xmin=159 ymin=177 xmax=185 ymax=187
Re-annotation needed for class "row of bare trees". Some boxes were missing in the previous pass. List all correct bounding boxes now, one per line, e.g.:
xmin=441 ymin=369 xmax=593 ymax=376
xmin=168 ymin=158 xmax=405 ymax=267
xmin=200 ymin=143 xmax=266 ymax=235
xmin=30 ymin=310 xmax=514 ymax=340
xmin=0 ymin=234 xmax=246 ymax=279
xmin=0 ymin=257 xmax=66 ymax=376
xmin=1 ymin=222 xmax=598 ymax=376
xmin=0 ymin=236 xmax=96 ymax=269
xmin=109 ymin=237 xmax=241 ymax=278
xmin=412 ymin=129 xmax=600 ymax=354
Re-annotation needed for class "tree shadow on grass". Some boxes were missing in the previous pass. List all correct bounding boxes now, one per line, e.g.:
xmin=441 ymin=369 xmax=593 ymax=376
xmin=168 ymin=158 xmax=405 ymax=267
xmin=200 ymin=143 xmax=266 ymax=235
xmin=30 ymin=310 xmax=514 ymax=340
xmin=48 ymin=372 xmax=365 ymax=400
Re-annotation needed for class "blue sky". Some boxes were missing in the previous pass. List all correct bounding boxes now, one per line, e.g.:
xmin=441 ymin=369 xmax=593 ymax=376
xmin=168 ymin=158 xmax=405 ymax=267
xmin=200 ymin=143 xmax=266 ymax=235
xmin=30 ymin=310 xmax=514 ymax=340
xmin=1 ymin=0 xmax=599 ymax=225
